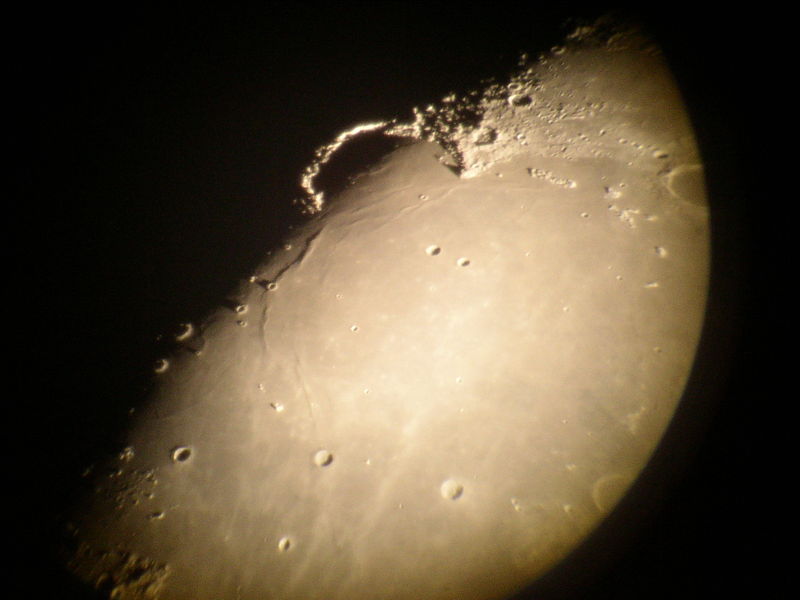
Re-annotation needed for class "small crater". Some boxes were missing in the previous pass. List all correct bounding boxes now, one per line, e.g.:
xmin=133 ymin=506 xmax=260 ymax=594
xmin=667 ymin=164 xmax=705 ymax=205
xmin=350 ymin=324 xmax=359 ymax=332
xmin=270 ymin=402 xmax=285 ymax=412
xmin=170 ymin=446 xmax=192 ymax=463
xmin=592 ymin=473 xmax=631 ymax=513
xmin=456 ymin=257 xmax=470 ymax=267
xmin=654 ymin=246 xmax=668 ymax=258
xmin=509 ymin=94 xmax=533 ymax=107
xmin=236 ymin=320 xmax=248 ymax=327
xmin=425 ymin=245 xmax=441 ymax=256
xmin=313 ymin=449 xmax=334 ymax=467
xmin=440 ymin=479 xmax=464 ymax=500
xmin=153 ymin=359 xmax=169 ymax=374
xmin=174 ymin=323 xmax=193 ymax=341
xmin=277 ymin=536 xmax=293 ymax=552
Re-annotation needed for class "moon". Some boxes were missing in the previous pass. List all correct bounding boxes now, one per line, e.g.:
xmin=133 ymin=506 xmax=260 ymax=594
xmin=63 ymin=18 xmax=710 ymax=600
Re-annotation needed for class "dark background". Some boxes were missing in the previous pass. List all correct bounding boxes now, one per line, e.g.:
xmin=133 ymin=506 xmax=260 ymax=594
xmin=13 ymin=5 xmax=772 ymax=599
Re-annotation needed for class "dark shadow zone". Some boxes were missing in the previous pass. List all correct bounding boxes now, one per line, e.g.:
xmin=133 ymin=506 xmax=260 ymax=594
xmin=313 ymin=132 xmax=414 ymax=201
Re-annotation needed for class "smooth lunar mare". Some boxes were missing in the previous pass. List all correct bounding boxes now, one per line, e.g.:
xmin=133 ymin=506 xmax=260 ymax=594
xmin=68 ymin=30 xmax=709 ymax=600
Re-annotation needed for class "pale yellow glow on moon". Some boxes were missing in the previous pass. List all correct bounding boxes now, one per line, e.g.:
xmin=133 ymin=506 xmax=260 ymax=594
xmin=65 ymin=21 xmax=709 ymax=600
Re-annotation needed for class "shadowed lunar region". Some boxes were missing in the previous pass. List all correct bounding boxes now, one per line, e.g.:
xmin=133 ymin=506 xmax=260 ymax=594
xmin=55 ymin=16 xmax=721 ymax=600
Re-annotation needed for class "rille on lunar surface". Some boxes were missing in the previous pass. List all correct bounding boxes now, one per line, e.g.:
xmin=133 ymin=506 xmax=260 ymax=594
xmin=66 ymin=21 xmax=709 ymax=600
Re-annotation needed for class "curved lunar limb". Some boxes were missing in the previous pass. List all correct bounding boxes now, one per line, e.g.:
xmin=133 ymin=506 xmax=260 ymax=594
xmin=66 ymin=20 xmax=709 ymax=600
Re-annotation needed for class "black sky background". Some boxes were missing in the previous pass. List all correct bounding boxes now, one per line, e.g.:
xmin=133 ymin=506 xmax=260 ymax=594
xmin=12 ymin=5 xmax=773 ymax=599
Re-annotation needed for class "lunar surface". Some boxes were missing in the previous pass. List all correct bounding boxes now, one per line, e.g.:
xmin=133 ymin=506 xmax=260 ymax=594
xmin=65 ymin=20 xmax=709 ymax=600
